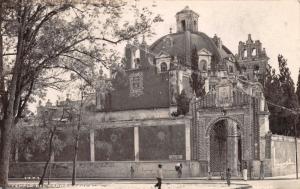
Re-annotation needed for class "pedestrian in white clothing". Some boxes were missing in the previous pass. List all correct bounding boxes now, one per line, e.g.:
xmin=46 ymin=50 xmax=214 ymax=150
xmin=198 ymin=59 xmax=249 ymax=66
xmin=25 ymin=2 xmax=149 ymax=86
xmin=155 ymin=164 xmax=163 ymax=189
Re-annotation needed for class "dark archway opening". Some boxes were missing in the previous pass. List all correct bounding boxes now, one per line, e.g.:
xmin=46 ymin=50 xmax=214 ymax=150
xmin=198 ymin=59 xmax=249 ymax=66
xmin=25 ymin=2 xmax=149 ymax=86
xmin=209 ymin=119 xmax=242 ymax=176
xmin=181 ymin=20 xmax=186 ymax=31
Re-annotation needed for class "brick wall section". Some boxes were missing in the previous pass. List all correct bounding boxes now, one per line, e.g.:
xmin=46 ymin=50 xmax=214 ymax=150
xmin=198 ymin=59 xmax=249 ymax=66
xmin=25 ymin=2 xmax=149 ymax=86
xmin=253 ymin=97 xmax=260 ymax=160
xmin=110 ymin=67 xmax=170 ymax=111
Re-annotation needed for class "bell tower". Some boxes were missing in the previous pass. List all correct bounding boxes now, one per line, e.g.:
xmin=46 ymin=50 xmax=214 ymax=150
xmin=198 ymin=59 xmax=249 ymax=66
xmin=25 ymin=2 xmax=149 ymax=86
xmin=176 ymin=6 xmax=199 ymax=32
xmin=236 ymin=34 xmax=269 ymax=84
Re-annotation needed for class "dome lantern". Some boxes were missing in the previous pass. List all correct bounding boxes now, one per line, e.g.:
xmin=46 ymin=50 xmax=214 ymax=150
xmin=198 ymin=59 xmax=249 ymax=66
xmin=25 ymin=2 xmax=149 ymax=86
xmin=175 ymin=6 xmax=199 ymax=33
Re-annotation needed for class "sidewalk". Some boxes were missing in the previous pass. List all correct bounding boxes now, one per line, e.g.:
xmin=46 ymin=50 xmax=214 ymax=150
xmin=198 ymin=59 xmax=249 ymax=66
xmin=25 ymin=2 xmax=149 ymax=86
xmin=9 ymin=174 xmax=299 ymax=181
xmin=7 ymin=174 xmax=300 ymax=189
xmin=8 ymin=179 xmax=253 ymax=189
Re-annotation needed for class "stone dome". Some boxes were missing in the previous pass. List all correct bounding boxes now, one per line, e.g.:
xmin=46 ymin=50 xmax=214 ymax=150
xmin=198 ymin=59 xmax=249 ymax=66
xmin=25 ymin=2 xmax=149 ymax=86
xmin=150 ymin=32 xmax=235 ymax=69
xmin=149 ymin=6 xmax=238 ymax=72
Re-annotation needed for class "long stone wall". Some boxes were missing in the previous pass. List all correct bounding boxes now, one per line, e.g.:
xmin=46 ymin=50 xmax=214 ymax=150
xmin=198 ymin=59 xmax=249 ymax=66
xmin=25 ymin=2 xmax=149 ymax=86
xmin=9 ymin=161 xmax=200 ymax=178
xmin=269 ymin=135 xmax=300 ymax=176
xmin=10 ymin=117 xmax=194 ymax=178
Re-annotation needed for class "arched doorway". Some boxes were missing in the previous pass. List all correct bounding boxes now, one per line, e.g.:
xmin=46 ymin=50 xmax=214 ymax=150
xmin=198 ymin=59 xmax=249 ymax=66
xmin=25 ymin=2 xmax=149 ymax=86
xmin=208 ymin=118 xmax=242 ymax=176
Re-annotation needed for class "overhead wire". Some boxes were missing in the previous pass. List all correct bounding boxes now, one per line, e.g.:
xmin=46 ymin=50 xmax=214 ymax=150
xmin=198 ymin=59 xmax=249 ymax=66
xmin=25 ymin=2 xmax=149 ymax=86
xmin=235 ymin=77 xmax=300 ymax=115
xmin=129 ymin=36 xmax=300 ymax=115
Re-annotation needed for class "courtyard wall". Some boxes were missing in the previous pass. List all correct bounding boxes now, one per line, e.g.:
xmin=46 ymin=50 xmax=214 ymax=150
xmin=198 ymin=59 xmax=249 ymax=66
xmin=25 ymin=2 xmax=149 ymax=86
xmin=269 ymin=135 xmax=300 ymax=176
xmin=9 ymin=161 xmax=200 ymax=178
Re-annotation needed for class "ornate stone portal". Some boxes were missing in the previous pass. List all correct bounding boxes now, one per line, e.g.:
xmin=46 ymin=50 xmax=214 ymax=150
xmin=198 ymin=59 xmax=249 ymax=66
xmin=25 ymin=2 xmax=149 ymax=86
xmin=192 ymin=78 xmax=269 ymax=176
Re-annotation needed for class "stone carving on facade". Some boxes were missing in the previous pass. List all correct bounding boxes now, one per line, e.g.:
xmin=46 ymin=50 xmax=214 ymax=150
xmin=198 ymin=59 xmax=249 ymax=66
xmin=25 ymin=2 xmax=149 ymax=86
xmin=129 ymin=72 xmax=144 ymax=97
xmin=215 ymin=80 xmax=233 ymax=107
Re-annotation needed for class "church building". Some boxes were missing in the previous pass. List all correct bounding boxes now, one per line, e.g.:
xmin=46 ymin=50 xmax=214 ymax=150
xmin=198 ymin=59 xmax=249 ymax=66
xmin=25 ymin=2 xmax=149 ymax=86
xmin=88 ymin=6 xmax=270 ymax=177
xmin=12 ymin=7 xmax=299 ymax=179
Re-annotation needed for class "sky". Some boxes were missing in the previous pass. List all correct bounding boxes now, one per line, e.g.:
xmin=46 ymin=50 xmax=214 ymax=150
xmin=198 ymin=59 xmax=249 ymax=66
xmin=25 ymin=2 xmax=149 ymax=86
xmin=138 ymin=0 xmax=300 ymax=80
xmin=36 ymin=0 xmax=300 ymax=111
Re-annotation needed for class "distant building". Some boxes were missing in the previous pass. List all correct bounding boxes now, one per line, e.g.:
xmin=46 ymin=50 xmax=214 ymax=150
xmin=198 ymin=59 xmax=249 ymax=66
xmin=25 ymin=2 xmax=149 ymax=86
xmin=10 ymin=7 xmax=299 ymax=179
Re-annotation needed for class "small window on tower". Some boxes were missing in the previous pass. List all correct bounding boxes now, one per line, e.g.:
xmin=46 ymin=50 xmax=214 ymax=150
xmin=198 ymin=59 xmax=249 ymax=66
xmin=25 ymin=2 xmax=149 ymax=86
xmin=181 ymin=20 xmax=186 ymax=31
xmin=243 ymin=49 xmax=247 ymax=58
xmin=252 ymin=48 xmax=257 ymax=56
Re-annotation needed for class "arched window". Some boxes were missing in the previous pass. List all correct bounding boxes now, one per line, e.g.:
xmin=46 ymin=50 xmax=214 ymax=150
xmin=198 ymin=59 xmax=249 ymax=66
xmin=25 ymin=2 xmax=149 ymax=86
xmin=181 ymin=20 xmax=186 ymax=31
xmin=160 ymin=62 xmax=168 ymax=72
xmin=133 ymin=49 xmax=140 ymax=69
xmin=229 ymin=65 xmax=234 ymax=73
xmin=252 ymin=48 xmax=257 ymax=56
xmin=243 ymin=49 xmax=247 ymax=58
xmin=200 ymin=60 xmax=207 ymax=71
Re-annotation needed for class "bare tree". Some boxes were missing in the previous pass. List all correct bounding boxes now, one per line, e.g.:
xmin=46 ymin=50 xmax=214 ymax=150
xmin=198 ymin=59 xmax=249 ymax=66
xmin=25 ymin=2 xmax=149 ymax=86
xmin=71 ymin=85 xmax=86 ymax=186
xmin=38 ymin=105 xmax=70 ymax=187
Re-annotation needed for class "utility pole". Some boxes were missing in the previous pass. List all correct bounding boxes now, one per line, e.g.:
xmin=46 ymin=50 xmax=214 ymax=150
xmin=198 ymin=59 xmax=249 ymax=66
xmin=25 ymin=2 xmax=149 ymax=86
xmin=294 ymin=114 xmax=299 ymax=179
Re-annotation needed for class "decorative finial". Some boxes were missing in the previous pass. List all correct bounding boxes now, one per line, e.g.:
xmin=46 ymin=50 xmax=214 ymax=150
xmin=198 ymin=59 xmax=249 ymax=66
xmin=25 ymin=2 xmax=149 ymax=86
xmin=169 ymin=27 xmax=172 ymax=34
xmin=248 ymin=34 xmax=251 ymax=39
xmin=246 ymin=34 xmax=253 ymax=44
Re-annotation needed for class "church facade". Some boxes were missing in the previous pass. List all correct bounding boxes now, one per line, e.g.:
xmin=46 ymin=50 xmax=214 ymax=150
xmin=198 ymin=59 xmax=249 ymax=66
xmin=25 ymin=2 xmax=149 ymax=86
xmin=86 ymin=6 xmax=270 ymax=177
xmin=12 ymin=7 xmax=299 ymax=179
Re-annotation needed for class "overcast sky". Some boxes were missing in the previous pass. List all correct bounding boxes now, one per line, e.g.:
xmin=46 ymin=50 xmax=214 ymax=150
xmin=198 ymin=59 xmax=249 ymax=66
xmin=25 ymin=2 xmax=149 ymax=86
xmin=36 ymin=0 xmax=300 ymax=111
xmin=139 ymin=0 xmax=300 ymax=81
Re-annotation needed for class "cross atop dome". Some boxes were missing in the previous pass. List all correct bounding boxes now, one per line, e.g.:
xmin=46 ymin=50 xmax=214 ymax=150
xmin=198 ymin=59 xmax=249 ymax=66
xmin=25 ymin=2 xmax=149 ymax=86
xmin=175 ymin=6 xmax=199 ymax=32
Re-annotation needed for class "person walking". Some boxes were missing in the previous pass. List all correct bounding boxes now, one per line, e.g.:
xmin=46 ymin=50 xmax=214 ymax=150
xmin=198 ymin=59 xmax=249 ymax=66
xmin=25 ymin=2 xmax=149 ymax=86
xmin=130 ymin=166 xmax=134 ymax=179
xmin=226 ymin=168 xmax=231 ymax=186
xmin=259 ymin=161 xmax=265 ymax=180
xmin=175 ymin=163 xmax=182 ymax=178
xmin=155 ymin=164 xmax=163 ymax=189
xmin=243 ymin=162 xmax=248 ymax=181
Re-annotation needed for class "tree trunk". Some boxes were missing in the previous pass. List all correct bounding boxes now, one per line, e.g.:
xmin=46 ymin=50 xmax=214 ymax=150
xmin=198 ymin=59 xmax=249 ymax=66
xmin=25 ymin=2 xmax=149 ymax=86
xmin=39 ymin=127 xmax=56 ymax=187
xmin=71 ymin=92 xmax=83 ymax=186
xmin=71 ymin=133 xmax=79 ymax=186
xmin=0 ymin=119 xmax=13 ymax=187
xmin=0 ymin=2 xmax=26 ymax=186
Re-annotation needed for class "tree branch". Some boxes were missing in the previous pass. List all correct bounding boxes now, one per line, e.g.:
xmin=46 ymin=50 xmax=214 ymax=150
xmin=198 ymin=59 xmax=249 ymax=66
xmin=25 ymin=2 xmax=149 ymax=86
xmin=29 ymin=4 xmax=73 ymax=46
xmin=15 ymin=77 xmax=34 ymax=121
xmin=46 ymin=65 xmax=93 ymax=87
xmin=61 ymin=54 xmax=90 ymax=67
xmin=72 ymin=49 xmax=109 ymax=69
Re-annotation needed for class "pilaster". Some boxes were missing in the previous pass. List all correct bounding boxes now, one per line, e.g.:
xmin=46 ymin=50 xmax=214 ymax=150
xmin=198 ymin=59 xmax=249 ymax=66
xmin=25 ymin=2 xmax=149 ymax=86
xmin=134 ymin=126 xmax=139 ymax=161
xmin=185 ymin=122 xmax=191 ymax=160
xmin=90 ymin=129 xmax=95 ymax=162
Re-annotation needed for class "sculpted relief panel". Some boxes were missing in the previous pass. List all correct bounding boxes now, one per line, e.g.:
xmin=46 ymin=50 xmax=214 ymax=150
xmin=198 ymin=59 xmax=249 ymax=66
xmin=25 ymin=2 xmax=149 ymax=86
xmin=216 ymin=84 xmax=233 ymax=107
xmin=129 ymin=72 xmax=144 ymax=97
